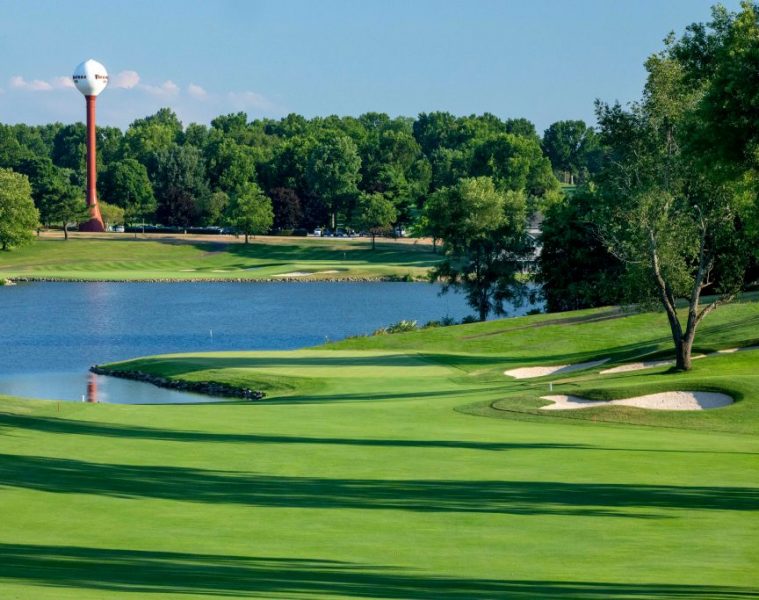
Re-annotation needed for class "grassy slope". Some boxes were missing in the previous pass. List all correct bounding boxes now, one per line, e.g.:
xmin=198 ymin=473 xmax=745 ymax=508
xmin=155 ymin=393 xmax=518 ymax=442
xmin=0 ymin=234 xmax=439 ymax=281
xmin=1 ymin=301 xmax=758 ymax=598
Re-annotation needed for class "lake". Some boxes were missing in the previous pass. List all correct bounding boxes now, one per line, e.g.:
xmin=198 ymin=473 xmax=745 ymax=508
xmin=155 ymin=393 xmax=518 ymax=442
xmin=0 ymin=281 xmax=539 ymax=403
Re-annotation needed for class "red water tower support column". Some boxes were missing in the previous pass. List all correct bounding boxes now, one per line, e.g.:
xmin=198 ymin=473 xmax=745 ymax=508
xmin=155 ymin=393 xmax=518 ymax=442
xmin=80 ymin=95 xmax=105 ymax=232
xmin=73 ymin=59 xmax=109 ymax=232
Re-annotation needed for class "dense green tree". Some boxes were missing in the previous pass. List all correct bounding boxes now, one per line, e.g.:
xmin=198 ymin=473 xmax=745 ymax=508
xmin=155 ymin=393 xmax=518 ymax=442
xmin=542 ymin=120 xmax=602 ymax=184
xmin=197 ymin=191 xmax=229 ymax=226
xmin=51 ymin=123 xmax=86 ymax=182
xmin=227 ymin=182 xmax=274 ymax=243
xmin=205 ymin=139 xmax=257 ymax=194
xmin=676 ymin=3 xmax=759 ymax=244
xmin=99 ymin=201 xmax=125 ymax=229
xmin=358 ymin=121 xmax=430 ymax=223
xmin=537 ymin=186 xmax=625 ymax=311
xmin=0 ymin=169 xmax=39 ymax=250
xmin=184 ymin=123 xmax=210 ymax=149
xmin=9 ymin=124 xmax=50 ymax=159
xmin=0 ymin=125 xmax=33 ymax=168
xmin=269 ymin=187 xmax=303 ymax=231
xmin=503 ymin=117 xmax=539 ymax=140
xmin=151 ymin=144 xmax=210 ymax=227
xmin=46 ymin=179 xmax=88 ymax=240
xmin=470 ymin=133 xmax=560 ymax=204
xmin=305 ymin=134 xmax=361 ymax=228
xmin=210 ymin=112 xmax=249 ymax=143
xmin=352 ymin=192 xmax=397 ymax=250
xmin=13 ymin=158 xmax=84 ymax=233
xmin=425 ymin=177 xmax=530 ymax=320
xmin=98 ymin=158 xmax=156 ymax=224
xmin=413 ymin=112 xmax=463 ymax=156
xmin=124 ymin=108 xmax=183 ymax=164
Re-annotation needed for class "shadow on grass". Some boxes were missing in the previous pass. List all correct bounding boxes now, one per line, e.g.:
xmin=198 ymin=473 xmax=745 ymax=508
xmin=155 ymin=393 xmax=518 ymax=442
xmin=0 ymin=411 xmax=585 ymax=452
xmin=140 ymin=235 xmax=442 ymax=268
xmin=1 ymin=454 xmax=757 ymax=517
xmin=0 ymin=543 xmax=755 ymax=599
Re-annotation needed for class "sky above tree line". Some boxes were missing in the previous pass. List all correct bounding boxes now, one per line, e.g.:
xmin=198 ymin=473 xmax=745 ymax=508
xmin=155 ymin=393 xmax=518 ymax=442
xmin=0 ymin=0 xmax=742 ymax=133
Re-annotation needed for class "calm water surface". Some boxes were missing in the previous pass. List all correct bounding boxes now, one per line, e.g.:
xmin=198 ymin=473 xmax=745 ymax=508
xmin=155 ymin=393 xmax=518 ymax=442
xmin=0 ymin=282 xmax=537 ymax=403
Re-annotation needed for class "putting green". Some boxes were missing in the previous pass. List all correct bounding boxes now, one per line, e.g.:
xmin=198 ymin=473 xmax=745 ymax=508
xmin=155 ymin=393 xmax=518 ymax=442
xmin=0 ymin=299 xmax=758 ymax=598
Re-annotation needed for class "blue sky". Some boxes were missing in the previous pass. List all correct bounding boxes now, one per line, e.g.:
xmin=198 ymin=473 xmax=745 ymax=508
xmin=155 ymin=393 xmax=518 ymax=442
xmin=0 ymin=0 xmax=742 ymax=133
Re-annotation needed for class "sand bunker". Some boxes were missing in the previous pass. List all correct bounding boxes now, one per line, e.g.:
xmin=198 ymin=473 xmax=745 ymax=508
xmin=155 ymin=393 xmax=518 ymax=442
xmin=600 ymin=360 xmax=673 ymax=374
xmin=715 ymin=346 xmax=759 ymax=354
xmin=540 ymin=391 xmax=732 ymax=411
xmin=504 ymin=359 xmax=608 ymax=379
xmin=601 ymin=346 xmax=759 ymax=374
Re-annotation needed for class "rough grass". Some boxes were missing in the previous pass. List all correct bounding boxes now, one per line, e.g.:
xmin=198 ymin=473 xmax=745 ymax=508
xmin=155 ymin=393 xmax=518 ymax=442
xmin=0 ymin=234 xmax=439 ymax=281
xmin=1 ymin=298 xmax=758 ymax=598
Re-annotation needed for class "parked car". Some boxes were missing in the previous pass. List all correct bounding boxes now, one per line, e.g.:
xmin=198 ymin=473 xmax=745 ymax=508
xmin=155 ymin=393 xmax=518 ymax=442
xmin=313 ymin=228 xmax=323 ymax=237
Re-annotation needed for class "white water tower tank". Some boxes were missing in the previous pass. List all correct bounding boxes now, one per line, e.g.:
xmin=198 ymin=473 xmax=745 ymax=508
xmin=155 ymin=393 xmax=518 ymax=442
xmin=72 ymin=59 xmax=109 ymax=96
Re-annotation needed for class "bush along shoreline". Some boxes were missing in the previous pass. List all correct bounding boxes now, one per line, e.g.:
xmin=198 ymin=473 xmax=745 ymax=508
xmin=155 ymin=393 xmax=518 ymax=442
xmin=90 ymin=365 xmax=265 ymax=400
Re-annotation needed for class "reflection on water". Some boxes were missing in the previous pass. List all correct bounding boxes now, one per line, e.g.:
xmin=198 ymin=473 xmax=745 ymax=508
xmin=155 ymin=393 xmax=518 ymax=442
xmin=86 ymin=373 xmax=98 ymax=403
xmin=0 ymin=372 xmax=221 ymax=405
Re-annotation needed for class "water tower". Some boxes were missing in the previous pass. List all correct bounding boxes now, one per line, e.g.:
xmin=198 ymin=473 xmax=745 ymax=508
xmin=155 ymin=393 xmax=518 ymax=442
xmin=72 ymin=59 xmax=108 ymax=232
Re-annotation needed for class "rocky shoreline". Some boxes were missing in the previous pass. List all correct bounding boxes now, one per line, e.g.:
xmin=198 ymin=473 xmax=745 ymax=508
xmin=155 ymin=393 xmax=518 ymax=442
xmin=90 ymin=365 xmax=265 ymax=401
xmin=6 ymin=275 xmax=424 ymax=283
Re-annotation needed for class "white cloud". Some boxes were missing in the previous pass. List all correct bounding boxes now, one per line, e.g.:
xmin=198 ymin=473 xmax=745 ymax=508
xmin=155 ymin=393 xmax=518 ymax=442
xmin=112 ymin=70 xmax=140 ymax=89
xmin=140 ymin=79 xmax=179 ymax=96
xmin=10 ymin=75 xmax=53 ymax=92
xmin=227 ymin=90 xmax=278 ymax=112
xmin=52 ymin=76 xmax=75 ymax=89
xmin=187 ymin=83 xmax=207 ymax=99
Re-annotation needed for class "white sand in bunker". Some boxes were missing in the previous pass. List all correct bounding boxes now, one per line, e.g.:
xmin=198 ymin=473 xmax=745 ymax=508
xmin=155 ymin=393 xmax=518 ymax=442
xmin=540 ymin=391 xmax=733 ymax=411
xmin=504 ymin=359 xmax=608 ymax=379
xmin=600 ymin=359 xmax=674 ymax=374
xmin=715 ymin=345 xmax=759 ymax=354
xmin=600 ymin=346 xmax=759 ymax=374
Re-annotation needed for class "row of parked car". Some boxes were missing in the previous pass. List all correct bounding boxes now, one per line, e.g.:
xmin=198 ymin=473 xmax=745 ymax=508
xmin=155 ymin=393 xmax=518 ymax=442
xmin=312 ymin=227 xmax=407 ymax=238
xmin=104 ymin=224 xmax=409 ymax=237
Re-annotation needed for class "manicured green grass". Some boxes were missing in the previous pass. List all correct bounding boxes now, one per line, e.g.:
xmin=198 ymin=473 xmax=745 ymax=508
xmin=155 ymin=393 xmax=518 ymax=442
xmin=0 ymin=234 xmax=439 ymax=281
xmin=1 ymin=299 xmax=758 ymax=598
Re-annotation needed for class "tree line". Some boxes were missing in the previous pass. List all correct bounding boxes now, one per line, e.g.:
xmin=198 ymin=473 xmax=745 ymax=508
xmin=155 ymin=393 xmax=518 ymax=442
xmin=0 ymin=107 xmax=599 ymax=237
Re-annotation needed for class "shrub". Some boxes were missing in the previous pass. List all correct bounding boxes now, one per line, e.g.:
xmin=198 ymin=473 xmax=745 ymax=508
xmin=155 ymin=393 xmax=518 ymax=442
xmin=372 ymin=320 xmax=418 ymax=335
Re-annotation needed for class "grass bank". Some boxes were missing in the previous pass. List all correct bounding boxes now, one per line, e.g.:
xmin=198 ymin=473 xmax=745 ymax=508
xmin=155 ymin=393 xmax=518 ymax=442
xmin=0 ymin=232 xmax=439 ymax=282
xmin=1 ymin=298 xmax=758 ymax=598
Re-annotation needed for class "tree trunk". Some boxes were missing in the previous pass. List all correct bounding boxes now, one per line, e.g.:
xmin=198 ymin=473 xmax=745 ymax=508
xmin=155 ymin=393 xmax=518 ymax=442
xmin=63 ymin=223 xmax=68 ymax=240
xmin=478 ymin=303 xmax=488 ymax=322
xmin=648 ymin=219 xmax=727 ymax=372
xmin=432 ymin=238 xmax=437 ymax=254
xmin=675 ymin=334 xmax=694 ymax=371
xmin=371 ymin=233 xmax=375 ymax=250
xmin=244 ymin=232 xmax=249 ymax=244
